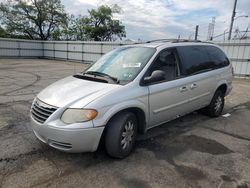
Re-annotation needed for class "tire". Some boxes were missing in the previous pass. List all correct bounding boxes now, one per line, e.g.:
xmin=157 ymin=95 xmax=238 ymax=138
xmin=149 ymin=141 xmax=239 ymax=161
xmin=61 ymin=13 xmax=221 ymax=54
xmin=205 ymin=89 xmax=225 ymax=117
xmin=105 ymin=112 xmax=137 ymax=158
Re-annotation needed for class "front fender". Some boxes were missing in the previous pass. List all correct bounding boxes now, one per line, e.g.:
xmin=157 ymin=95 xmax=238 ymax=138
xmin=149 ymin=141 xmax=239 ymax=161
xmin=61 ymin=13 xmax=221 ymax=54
xmin=92 ymin=100 xmax=149 ymax=128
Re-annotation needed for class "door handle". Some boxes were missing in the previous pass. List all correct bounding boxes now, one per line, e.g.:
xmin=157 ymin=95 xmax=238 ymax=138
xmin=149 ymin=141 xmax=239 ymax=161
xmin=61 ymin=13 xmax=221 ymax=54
xmin=190 ymin=83 xmax=197 ymax=89
xmin=180 ymin=86 xmax=188 ymax=92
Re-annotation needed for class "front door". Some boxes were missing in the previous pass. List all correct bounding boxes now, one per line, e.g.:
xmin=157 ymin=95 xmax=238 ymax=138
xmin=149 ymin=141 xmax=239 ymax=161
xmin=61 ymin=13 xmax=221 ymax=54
xmin=145 ymin=48 xmax=192 ymax=128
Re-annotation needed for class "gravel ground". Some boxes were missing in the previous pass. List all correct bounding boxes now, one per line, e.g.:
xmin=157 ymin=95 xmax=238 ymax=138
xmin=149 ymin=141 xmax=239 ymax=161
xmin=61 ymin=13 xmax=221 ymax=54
xmin=0 ymin=59 xmax=250 ymax=188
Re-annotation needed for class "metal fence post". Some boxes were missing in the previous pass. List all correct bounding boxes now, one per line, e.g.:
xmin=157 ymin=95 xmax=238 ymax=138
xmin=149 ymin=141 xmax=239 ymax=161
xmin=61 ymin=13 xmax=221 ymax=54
xmin=42 ymin=41 xmax=45 ymax=58
xmin=53 ymin=42 xmax=55 ymax=59
xmin=247 ymin=42 xmax=250 ymax=79
xmin=67 ymin=41 xmax=69 ymax=61
xmin=82 ymin=42 xmax=84 ymax=63
xmin=18 ymin=40 xmax=21 ymax=57
xmin=236 ymin=40 xmax=241 ymax=77
xmin=100 ymin=42 xmax=103 ymax=55
xmin=238 ymin=40 xmax=244 ymax=78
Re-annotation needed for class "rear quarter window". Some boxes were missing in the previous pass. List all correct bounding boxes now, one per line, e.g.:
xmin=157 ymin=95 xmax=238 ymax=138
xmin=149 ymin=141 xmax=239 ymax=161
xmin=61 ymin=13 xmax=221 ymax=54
xmin=205 ymin=46 xmax=230 ymax=68
xmin=177 ymin=45 xmax=213 ymax=76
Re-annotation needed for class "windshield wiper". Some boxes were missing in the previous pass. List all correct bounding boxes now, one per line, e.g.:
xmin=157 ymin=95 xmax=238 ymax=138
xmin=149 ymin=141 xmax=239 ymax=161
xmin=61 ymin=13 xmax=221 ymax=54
xmin=84 ymin=71 xmax=119 ymax=84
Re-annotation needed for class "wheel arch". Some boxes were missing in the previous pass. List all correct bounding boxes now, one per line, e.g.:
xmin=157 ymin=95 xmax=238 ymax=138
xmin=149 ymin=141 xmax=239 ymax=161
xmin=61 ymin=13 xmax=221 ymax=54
xmin=216 ymin=83 xmax=227 ymax=95
xmin=97 ymin=105 xmax=147 ymax=150
xmin=104 ymin=106 xmax=147 ymax=134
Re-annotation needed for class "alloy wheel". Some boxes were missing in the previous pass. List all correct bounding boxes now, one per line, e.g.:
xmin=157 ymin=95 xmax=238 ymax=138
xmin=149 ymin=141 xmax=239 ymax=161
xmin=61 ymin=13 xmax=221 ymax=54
xmin=121 ymin=121 xmax=134 ymax=150
xmin=215 ymin=96 xmax=222 ymax=112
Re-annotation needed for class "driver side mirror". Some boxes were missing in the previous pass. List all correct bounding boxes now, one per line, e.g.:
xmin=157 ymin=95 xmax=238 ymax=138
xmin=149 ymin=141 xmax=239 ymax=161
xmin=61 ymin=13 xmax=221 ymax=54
xmin=143 ymin=70 xmax=165 ymax=85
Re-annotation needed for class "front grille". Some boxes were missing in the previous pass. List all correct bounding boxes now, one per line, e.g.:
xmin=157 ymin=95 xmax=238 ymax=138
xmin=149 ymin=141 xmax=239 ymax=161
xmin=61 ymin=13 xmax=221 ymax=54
xmin=31 ymin=99 xmax=58 ymax=124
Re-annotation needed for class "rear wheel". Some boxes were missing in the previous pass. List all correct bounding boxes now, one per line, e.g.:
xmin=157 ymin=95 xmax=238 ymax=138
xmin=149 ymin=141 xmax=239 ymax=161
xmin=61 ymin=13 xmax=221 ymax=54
xmin=105 ymin=112 xmax=137 ymax=158
xmin=205 ymin=89 xmax=224 ymax=117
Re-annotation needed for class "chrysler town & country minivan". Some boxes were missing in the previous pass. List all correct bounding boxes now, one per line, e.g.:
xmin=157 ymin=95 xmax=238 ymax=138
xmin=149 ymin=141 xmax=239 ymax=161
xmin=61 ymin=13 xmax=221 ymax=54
xmin=30 ymin=39 xmax=233 ymax=158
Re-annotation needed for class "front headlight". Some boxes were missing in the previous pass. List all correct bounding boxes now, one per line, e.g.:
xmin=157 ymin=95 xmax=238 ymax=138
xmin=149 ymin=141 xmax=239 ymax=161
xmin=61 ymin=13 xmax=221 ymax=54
xmin=61 ymin=109 xmax=98 ymax=124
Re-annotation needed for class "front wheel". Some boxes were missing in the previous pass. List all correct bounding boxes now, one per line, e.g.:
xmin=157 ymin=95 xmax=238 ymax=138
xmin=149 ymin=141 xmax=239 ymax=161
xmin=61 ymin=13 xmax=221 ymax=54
xmin=205 ymin=90 xmax=225 ymax=117
xmin=105 ymin=112 xmax=137 ymax=158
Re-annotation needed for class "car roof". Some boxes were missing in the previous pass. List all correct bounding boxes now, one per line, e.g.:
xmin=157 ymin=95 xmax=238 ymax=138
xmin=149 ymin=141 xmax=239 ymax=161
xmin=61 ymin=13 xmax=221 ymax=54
xmin=128 ymin=39 xmax=218 ymax=49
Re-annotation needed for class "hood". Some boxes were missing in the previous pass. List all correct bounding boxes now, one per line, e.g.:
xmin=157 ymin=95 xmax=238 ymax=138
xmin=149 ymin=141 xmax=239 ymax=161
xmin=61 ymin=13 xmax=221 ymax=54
xmin=37 ymin=76 xmax=120 ymax=108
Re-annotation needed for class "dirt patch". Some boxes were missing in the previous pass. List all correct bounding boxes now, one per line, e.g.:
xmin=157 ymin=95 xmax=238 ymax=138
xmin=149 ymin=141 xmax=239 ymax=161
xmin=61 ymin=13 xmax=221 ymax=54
xmin=179 ymin=135 xmax=233 ymax=155
xmin=175 ymin=165 xmax=206 ymax=180
xmin=119 ymin=177 xmax=150 ymax=188
xmin=138 ymin=134 xmax=233 ymax=180
xmin=138 ymin=135 xmax=233 ymax=163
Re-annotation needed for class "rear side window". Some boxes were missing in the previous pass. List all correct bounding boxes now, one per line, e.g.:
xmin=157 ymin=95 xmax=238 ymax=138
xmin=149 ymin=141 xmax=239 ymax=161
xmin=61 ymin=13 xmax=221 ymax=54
xmin=177 ymin=46 xmax=213 ymax=75
xmin=205 ymin=46 xmax=230 ymax=68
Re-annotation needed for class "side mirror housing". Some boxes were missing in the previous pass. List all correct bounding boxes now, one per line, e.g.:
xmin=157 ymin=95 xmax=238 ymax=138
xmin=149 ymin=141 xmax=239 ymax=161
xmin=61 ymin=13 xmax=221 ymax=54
xmin=143 ymin=70 xmax=165 ymax=85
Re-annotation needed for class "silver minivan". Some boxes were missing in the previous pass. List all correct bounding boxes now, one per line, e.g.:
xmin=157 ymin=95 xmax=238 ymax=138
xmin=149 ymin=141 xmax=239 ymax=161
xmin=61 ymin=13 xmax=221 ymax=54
xmin=30 ymin=40 xmax=233 ymax=158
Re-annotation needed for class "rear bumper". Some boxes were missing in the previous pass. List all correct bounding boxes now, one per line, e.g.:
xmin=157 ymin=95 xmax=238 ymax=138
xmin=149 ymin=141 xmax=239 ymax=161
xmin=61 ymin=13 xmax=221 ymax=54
xmin=31 ymin=117 xmax=104 ymax=153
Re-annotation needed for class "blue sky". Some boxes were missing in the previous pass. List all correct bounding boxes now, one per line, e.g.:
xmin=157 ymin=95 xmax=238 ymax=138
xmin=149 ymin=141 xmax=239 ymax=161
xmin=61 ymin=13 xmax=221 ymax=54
xmin=62 ymin=0 xmax=250 ymax=41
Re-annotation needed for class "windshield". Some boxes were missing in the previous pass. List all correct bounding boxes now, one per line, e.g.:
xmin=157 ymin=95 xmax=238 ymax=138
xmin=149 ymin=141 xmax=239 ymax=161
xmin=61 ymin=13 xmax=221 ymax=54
xmin=85 ymin=47 xmax=156 ymax=82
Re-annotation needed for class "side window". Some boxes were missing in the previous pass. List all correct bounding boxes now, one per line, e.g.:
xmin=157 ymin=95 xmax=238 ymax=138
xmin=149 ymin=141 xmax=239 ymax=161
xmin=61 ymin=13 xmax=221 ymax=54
xmin=147 ymin=49 xmax=180 ymax=82
xmin=177 ymin=46 xmax=213 ymax=76
xmin=206 ymin=46 xmax=230 ymax=68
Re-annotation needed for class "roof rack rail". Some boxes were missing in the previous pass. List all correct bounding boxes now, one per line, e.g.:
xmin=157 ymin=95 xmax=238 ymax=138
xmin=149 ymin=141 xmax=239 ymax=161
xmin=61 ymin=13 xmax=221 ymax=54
xmin=172 ymin=39 xmax=202 ymax=43
xmin=146 ymin=39 xmax=203 ymax=43
xmin=146 ymin=39 xmax=175 ymax=43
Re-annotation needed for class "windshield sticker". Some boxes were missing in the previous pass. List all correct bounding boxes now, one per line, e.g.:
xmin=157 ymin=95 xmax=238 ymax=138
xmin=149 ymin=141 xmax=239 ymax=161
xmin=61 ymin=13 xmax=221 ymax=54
xmin=122 ymin=62 xmax=141 ymax=68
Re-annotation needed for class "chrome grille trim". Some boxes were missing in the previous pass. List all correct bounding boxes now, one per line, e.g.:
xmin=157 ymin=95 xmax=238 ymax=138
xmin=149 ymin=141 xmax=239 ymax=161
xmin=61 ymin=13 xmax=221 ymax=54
xmin=31 ymin=99 xmax=58 ymax=124
xmin=32 ymin=104 xmax=51 ymax=116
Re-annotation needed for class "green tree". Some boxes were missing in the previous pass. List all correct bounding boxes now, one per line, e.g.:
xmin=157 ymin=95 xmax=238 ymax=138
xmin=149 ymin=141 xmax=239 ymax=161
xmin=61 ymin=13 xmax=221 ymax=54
xmin=71 ymin=5 xmax=126 ymax=41
xmin=50 ymin=15 xmax=86 ymax=41
xmin=0 ymin=26 xmax=7 ymax=37
xmin=67 ymin=15 xmax=89 ymax=40
xmin=86 ymin=5 xmax=126 ymax=41
xmin=0 ymin=0 xmax=68 ymax=40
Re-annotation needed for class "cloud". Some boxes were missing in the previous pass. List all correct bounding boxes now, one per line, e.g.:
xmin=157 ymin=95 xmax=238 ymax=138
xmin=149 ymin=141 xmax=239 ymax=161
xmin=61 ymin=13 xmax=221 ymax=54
xmin=61 ymin=0 xmax=96 ymax=15
xmin=62 ymin=0 xmax=250 ymax=41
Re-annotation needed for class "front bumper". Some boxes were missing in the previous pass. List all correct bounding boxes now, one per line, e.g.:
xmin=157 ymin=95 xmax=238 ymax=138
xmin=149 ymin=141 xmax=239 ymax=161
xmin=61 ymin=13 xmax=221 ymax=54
xmin=31 ymin=117 xmax=104 ymax=153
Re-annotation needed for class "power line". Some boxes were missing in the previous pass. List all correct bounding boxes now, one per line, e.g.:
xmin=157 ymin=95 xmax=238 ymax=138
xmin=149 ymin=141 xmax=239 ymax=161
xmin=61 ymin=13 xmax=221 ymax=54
xmin=241 ymin=21 xmax=250 ymax=39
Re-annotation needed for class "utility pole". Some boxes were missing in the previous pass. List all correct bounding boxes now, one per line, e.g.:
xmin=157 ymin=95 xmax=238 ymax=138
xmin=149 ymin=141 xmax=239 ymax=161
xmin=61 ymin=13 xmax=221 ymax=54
xmin=228 ymin=0 xmax=238 ymax=40
xmin=195 ymin=25 xmax=199 ymax=40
